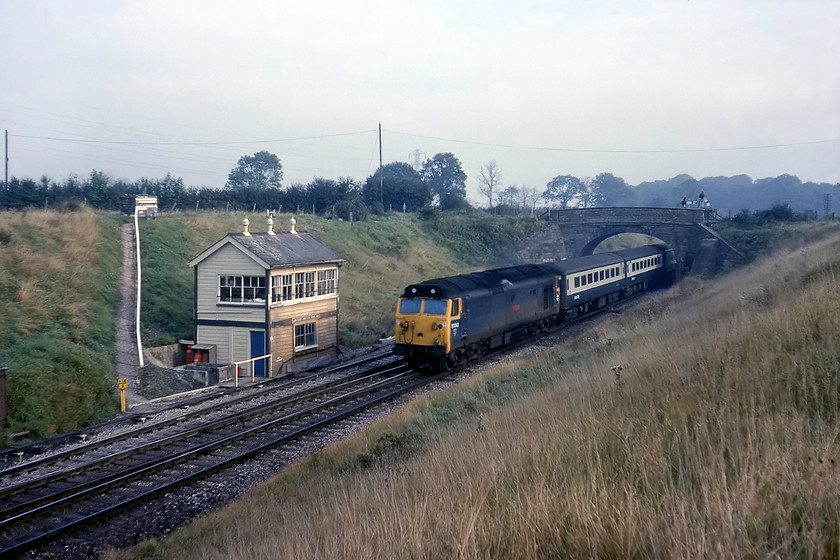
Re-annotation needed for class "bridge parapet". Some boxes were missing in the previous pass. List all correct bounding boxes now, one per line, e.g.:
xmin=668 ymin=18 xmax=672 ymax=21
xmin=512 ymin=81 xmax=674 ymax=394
xmin=545 ymin=207 xmax=715 ymax=226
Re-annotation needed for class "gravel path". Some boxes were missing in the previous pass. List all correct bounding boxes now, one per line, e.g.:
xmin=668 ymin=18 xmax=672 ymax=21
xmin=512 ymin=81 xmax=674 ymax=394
xmin=115 ymin=222 xmax=147 ymax=405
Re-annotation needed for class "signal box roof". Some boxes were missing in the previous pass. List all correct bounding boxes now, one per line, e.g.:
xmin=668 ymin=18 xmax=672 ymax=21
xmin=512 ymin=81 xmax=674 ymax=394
xmin=190 ymin=231 xmax=344 ymax=269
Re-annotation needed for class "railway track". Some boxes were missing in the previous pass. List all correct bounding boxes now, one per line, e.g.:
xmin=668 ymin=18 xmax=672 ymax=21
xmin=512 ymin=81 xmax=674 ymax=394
xmin=0 ymin=350 xmax=439 ymax=557
xmin=0 ymin=289 xmax=658 ymax=557
xmin=0 ymin=350 xmax=398 ymax=480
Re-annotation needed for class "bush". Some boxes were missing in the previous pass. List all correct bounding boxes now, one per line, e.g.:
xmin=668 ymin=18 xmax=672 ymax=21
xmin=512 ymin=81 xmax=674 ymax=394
xmin=334 ymin=198 xmax=369 ymax=222
xmin=4 ymin=333 xmax=117 ymax=437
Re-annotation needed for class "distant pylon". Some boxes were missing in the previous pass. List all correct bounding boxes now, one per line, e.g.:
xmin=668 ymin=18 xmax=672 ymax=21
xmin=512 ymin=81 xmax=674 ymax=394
xmin=409 ymin=149 xmax=426 ymax=172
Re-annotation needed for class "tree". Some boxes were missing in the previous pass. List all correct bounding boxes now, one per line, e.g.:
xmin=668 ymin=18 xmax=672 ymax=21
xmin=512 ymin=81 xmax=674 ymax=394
xmin=578 ymin=176 xmax=596 ymax=208
xmin=477 ymin=160 xmax=502 ymax=208
xmin=520 ymin=186 xmax=541 ymax=213
xmin=306 ymin=177 xmax=358 ymax=214
xmin=589 ymin=173 xmax=634 ymax=207
xmin=495 ymin=185 xmax=519 ymax=207
xmin=421 ymin=152 xmax=467 ymax=209
xmin=225 ymin=151 xmax=283 ymax=191
xmin=543 ymin=174 xmax=584 ymax=209
xmin=85 ymin=169 xmax=117 ymax=208
xmin=363 ymin=162 xmax=430 ymax=212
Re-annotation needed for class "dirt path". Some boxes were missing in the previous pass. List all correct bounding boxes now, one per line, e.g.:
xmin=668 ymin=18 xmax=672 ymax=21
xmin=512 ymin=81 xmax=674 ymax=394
xmin=115 ymin=222 xmax=147 ymax=406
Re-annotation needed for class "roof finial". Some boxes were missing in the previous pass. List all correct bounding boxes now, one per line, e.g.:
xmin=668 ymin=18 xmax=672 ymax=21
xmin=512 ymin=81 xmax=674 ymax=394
xmin=242 ymin=216 xmax=251 ymax=236
xmin=290 ymin=216 xmax=298 ymax=235
xmin=267 ymin=215 xmax=275 ymax=235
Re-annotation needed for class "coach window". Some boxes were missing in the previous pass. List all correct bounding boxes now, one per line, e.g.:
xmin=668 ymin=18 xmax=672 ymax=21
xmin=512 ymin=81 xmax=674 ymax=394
xmin=599 ymin=270 xmax=604 ymax=281
xmin=574 ymin=277 xmax=580 ymax=288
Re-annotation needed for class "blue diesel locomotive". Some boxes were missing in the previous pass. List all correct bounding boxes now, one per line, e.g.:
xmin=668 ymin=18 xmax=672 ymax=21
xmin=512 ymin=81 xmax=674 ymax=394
xmin=394 ymin=244 xmax=676 ymax=367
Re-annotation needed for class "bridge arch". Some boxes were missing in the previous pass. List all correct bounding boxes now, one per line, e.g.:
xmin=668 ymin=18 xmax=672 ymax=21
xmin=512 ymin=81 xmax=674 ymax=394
xmin=515 ymin=207 xmax=744 ymax=275
xmin=579 ymin=229 xmax=666 ymax=257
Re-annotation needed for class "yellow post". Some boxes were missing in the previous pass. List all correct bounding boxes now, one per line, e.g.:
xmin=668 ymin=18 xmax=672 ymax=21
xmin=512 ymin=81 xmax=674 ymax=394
xmin=118 ymin=378 xmax=128 ymax=412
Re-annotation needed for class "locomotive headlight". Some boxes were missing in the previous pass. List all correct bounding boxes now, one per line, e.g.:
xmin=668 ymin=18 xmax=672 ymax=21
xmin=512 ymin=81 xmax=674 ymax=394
xmin=431 ymin=323 xmax=438 ymax=330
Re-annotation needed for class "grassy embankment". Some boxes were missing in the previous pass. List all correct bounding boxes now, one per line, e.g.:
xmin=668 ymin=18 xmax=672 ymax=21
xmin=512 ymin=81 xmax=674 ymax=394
xmin=112 ymin=227 xmax=840 ymax=559
xmin=0 ymin=208 xmax=121 ymax=442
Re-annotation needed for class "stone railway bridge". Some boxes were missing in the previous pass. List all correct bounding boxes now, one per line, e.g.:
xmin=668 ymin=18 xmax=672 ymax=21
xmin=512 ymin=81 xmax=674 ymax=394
xmin=516 ymin=207 xmax=744 ymax=276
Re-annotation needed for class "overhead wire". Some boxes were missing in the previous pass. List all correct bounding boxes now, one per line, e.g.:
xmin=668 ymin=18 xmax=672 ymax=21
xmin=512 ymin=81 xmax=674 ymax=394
xmin=4 ymin=103 xmax=838 ymax=184
xmin=384 ymin=129 xmax=840 ymax=154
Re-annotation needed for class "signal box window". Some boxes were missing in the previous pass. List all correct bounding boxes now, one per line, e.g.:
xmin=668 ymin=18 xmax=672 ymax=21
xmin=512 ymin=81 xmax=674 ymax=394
xmin=317 ymin=269 xmax=337 ymax=295
xmin=294 ymin=322 xmax=317 ymax=350
xmin=271 ymin=274 xmax=293 ymax=303
xmin=220 ymin=275 xmax=265 ymax=303
xmin=295 ymin=272 xmax=315 ymax=299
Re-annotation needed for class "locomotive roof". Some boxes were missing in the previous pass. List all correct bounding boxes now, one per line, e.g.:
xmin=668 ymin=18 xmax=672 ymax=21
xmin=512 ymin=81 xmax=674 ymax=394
xmin=401 ymin=263 xmax=559 ymax=299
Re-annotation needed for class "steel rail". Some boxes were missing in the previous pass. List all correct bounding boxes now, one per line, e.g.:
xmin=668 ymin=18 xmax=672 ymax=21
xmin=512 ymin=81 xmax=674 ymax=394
xmin=0 ymin=367 xmax=417 ymax=550
xmin=0 ymin=361 xmax=409 ymax=515
xmin=0 ymin=352 xmax=400 ymax=478
xmin=0 ymin=368 xmax=437 ymax=558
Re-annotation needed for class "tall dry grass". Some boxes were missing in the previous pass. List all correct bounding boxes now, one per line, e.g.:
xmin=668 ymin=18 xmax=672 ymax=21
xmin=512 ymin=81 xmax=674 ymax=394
xmin=0 ymin=208 xmax=121 ymax=437
xmin=112 ymin=232 xmax=840 ymax=559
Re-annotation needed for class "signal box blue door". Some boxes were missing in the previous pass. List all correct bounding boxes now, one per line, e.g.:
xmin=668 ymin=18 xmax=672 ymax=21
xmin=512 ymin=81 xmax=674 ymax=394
xmin=250 ymin=330 xmax=265 ymax=377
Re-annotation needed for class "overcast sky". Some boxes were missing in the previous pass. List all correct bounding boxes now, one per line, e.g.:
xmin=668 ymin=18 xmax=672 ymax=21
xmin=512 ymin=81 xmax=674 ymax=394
xmin=2 ymin=0 xmax=838 ymax=202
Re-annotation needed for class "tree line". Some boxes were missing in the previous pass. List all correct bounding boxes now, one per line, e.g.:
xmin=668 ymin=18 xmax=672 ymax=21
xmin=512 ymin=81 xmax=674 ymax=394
xmin=2 ymin=150 xmax=837 ymax=219
xmin=0 ymin=151 xmax=483 ymax=220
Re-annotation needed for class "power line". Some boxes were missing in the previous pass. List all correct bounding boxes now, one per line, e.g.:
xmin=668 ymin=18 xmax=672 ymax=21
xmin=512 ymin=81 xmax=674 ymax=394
xmin=385 ymin=129 xmax=840 ymax=154
xmin=8 ymin=129 xmax=376 ymax=146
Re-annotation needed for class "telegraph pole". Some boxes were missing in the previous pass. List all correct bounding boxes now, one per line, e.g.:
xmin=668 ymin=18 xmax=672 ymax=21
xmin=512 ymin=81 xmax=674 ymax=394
xmin=4 ymin=130 xmax=8 ymax=209
xmin=378 ymin=123 xmax=383 ymax=207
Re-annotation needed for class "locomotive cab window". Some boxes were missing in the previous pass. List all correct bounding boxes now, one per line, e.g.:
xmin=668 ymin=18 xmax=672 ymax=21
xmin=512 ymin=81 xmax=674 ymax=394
xmin=423 ymin=299 xmax=448 ymax=316
xmin=450 ymin=299 xmax=460 ymax=317
xmin=399 ymin=299 xmax=421 ymax=314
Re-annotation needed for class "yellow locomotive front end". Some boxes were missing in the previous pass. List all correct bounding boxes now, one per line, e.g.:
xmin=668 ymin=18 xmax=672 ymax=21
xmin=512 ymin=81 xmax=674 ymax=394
xmin=394 ymin=296 xmax=459 ymax=364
